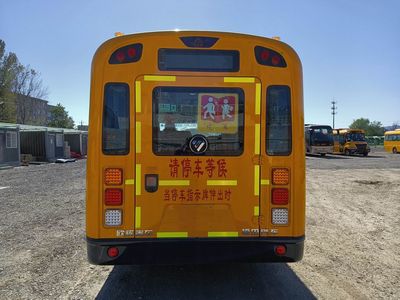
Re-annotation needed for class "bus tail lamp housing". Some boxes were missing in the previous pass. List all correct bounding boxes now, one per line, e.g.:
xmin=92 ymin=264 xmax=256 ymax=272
xmin=105 ymin=209 xmax=122 ymax=226
xmin=104 ymin=168 xmax=123 ymax=185
xmin=272 ymin=168 xmax=289 ymax=185
xmin=109 ymin=43 xmax=143 ymax=64
xmin=255 ymin=46 xmax=286 ymax=67
xmin=105 ymin=188 xmax=123 ymax=205
xmin=272 ymin=188 xmax=289 ymax=205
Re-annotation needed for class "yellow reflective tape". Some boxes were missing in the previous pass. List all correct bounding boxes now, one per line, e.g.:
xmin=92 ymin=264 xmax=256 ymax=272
xmin=135 ymin=81 xmax=141 ymax=113
xmin=208 ymin=232 xmax=238 ymax=237
xmin=135 ymin=207 xmax=141 ymax=228
xmin=159 ymin=180 xmax=190 ymax=186
xmin=254 ymin=206 xmax=260 ymax=216
xmin=261 ymin=179 xmax=270 ymax=185
xmin=254 ymin=124 xmax=260 ymax=155
xmin=254 ymin=165 xmax=260 ymax=196
xmin=135 ymin=164 xmax=141 ymax=195
xmin=136 ymin=121 xmax=141 ymax=153
xmin=255 ymin=83 xmax=261 ymax=115
xmin=144 ymin=75 xmax=176 ymax=82
xmin=224 ymin=77 xmax=255 ymax=83
xmin=125 ymin=179 xmax=135 ymax=185
xmin=207 ymin=180 xmax=237 ymax=186
xmin=157 ymin=232 xmax=188 ymax=238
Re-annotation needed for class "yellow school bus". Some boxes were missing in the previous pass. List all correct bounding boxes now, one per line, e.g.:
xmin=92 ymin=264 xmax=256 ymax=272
xmin=384 ymin=129 xmax=400 ymax=153
xmin=333 ymin=128 xmax=370 ymax=156
xmin=86 ymin=31 xmax=305 ymax=264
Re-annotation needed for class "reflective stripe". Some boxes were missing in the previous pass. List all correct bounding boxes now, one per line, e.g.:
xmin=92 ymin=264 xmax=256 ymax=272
xmin=254 ymin=123 xmax=260 ymax=155
xmin=135 ymin=81 xmax=141 ymax=113
xmin=159 ymin=180 xmax=190 ymax=186
xmin=157 ymin=232 xmax=188 ymax=238
xmin=261 ymin=179 xmax=270 ymax=185
xmin=208 ymin=231 xmax=238 ymax=237
xmin=136 ymin=121 xmax=141 ymax=153
xmin=135 ymin=207 xmax=141 ymax=228
xmin=144 ymin=75 xmax=176 ymax=82
xmin=224 ymin=77 xmax=255 ymax=83
xmin=125 ymin=179 xmax=135 ymax=185
xmin=254 ymin=165 xmax=260 ymax=196
xmin=254 ymin=206 xmax=260 ymax=216
xmin=135 ymin=164 xmax=141 ymax=195
xmin=207 ymin=180 xmax=237 ymax=186
xmin=255 ymin=83 xmax=261 ymax=115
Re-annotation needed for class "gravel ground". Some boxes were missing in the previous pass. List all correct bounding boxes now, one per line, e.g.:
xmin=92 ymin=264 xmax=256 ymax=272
xmin=0 ymin=147 xmax=399 ymax=299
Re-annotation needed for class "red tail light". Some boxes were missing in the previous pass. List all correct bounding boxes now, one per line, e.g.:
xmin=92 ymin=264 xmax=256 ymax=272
xmin=107 ymin=247 xmax=119 ymax=258
xmin=275 ymin=245 xmax=286 ymax=256
xmin=272 ymin=188 xmax=289 ymax=205
xmin=255 ymin=46 xmax=286 ymax=67
xmin=109 ymin=43 xmax=143 ymax=64
xmin=105 ymin=188 xmax=123 ymax=205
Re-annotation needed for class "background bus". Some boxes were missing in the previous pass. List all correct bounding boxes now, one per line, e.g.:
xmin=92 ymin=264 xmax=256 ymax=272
xmin=304 ymin=124 xmax=333 ymax=156
xmin=384 ymin=129 xmax=400 ymax=153
xmin=86 ymin=31 xmax=305 ymax=265
xmin=333 ymin=128 xmax=370 ymax=156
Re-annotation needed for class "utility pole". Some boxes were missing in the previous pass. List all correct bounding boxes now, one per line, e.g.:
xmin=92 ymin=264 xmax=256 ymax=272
xmin=331 ymin=99 xmax=337 ymax=129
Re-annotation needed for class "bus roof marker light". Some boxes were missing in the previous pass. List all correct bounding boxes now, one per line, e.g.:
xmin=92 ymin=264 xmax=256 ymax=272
xmin=109 ymin=43 xmax=143 ymax=64
xmin=254 ymin=46 xmax=287 ymax=67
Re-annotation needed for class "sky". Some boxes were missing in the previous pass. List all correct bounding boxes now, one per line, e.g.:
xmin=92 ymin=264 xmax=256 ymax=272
xmin=1 ymin=0 xmax=399 ymax=127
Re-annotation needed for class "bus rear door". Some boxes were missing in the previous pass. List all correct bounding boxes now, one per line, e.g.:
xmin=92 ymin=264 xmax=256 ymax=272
xmin=134 ymin=75 xmax=261 ymax=239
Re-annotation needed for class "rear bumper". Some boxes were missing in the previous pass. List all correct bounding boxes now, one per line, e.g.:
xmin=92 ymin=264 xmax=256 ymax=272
xmin=87 ymin=236 xmax=305 ymax=265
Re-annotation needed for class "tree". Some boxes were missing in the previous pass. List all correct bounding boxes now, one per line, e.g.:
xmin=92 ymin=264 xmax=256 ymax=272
xmin=0 ymin=40 xmax=19 ymax=122
xmin=13 ymin=66 xmax=48 ymax=124
xmin=0 ymin=39 xmax=48 ymax=124
xmin=48 ymin=103 xmax=75 ymax=129
xmin=349 ymin=118 xmax=384 ymax=136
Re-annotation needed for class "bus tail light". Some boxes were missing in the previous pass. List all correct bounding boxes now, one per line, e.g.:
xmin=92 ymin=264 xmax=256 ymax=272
xmin=272 ymin=208 xmax=288 ymax=225
xmin=255 ymin=46 xmax=286 ymax=67
xmin=105 ymin=168 xmax=123 ymax=185
xmin=105 ymin=209 xmax=122 ymax=226
xmin=109 ymin=43 xmax=143 ymax=64
xmin=275 ymin=245 xmax=286 ymax=256
xmin=105 ymin=189 xmax=123 ymax=205
xmin=272 ymin=188 xmax=289 ymax=205
xmin=107 ymin=247 xmax=119 ymax=258
xmin=272 ymin=168 xmax=289 ymax=185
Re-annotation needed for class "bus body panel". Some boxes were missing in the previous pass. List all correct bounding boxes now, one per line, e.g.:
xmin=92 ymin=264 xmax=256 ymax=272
xmin=86 ymin=31 xmax=305 ymax=264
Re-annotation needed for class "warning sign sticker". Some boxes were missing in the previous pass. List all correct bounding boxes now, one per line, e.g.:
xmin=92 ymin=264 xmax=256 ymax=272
xmin=197 ymin=93 xmax=238 ymax=134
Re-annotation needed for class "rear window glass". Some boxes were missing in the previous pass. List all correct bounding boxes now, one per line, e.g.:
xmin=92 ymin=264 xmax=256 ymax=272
xmin=266 ymin=86 xmax=291 ymax=155
xmin=152 ymin=87 xmax=244 ymax=156
xmin=102 ymin=83 xmax=130 ymax=155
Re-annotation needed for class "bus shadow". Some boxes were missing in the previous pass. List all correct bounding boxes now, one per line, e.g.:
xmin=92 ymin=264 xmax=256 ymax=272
xmin=306 ymin=154 xmax=350 ymax=159
xmin=96 ymin=263 xmax=316 ymax=300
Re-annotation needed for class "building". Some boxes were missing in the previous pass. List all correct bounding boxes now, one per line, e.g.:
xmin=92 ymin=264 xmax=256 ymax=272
xmin=0 ymin=123 xmax=20 ymax=167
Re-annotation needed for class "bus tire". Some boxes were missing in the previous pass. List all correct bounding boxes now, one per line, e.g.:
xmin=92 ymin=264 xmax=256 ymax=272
xmin=393 ymin=147 xmax=398 ymax=154
xmin=363 ymin=152 xmax=368 ymax=157
xmin=320 ymin=153 xmax=326 ymax=157
xmin=345 ymin=149 xmax=350 ymax=156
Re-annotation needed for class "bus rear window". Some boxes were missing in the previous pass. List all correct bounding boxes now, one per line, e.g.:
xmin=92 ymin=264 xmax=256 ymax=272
xmin=102 ymin=83 xmax=130 ymax=155
xmin=152 ymin=87 xmax=244 ymax=156
xmin=158 ymin=49 xmax=239 ymax=72
xmin=266 ymin=86 xmax=291 ymax=155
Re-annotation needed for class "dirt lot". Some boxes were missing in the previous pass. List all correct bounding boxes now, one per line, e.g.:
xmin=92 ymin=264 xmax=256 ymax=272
xmin=0 ymin=147 xmax=399 ymax=299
